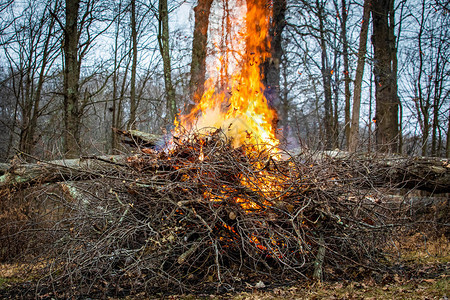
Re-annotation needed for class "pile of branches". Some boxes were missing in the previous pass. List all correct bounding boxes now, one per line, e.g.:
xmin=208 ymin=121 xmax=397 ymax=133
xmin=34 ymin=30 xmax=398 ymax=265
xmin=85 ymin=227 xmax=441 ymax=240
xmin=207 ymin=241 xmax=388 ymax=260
xmin=2 ymin=130 xmax=403 ymax=297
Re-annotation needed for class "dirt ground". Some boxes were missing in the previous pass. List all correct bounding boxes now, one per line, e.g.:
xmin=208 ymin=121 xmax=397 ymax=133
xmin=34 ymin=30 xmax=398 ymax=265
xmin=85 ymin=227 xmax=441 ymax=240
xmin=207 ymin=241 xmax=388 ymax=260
xmin=1 ymin=233 xmax=447 ymax=299
xmin=127 ymin=234 xmax=450 ymax=299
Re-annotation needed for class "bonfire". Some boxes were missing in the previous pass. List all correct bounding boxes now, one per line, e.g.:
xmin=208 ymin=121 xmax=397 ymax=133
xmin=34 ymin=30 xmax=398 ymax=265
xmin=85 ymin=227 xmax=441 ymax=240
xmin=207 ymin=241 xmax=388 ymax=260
xmin=31 ymin=1 xmax=391 ymax=296
xmin=2 ymin=1 xmax=447 ymax=298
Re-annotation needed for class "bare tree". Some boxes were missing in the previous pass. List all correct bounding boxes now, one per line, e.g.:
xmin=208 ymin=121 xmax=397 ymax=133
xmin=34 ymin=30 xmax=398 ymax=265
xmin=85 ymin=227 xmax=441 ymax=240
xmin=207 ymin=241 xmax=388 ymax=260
xmin=447 ymin=106 xmax=450 ymax=158
xmin=283 ymin=0 xmax=342 ymax=149
xmin=0 ymin=0 xmax=60 ymax=159
xmin=403 ymin=0 xmax=449 ymax=157
xmin=348 ymin=0 xmax=370 ymax=152
xmin=128 ymin=0 xmax=138 ymax=130
xmin=371 ymin=0 xmax=399 ymax=153
xmin=189 ymin=0 xmax=214 ymax=106
xmin=0 ymin=0 xmax=14 ymax=44
xmin=316 ymin=0 xmax=334 ymax=149
xmin=20 ymin=0 xmax=59 ymax=157
xmin=335 ymin=0 xmax=350 ymax=148
xmin=58 ymin=0 xmax=115 ymax=158
xmin=110 ymin=0 xmax=124 ymax=152
xmin=262 ymin=0 xmax=287 ymax=130
xmin=158 ymin=0 xmax=177 ymax=124
xmin=62 ymin=0 xmax=82 ymax=158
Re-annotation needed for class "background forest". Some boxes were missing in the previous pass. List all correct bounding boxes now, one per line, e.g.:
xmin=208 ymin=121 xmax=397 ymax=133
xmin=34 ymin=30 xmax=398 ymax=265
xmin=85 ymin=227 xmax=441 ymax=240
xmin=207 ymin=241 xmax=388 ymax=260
xmin=0 ymin=0 xmax=449 ymax=161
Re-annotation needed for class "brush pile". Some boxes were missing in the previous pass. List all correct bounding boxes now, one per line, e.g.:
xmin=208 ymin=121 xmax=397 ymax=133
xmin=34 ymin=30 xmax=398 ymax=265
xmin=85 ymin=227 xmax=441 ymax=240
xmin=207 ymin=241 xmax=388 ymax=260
xmin=2 ymin=129 xmax=404 ymax=297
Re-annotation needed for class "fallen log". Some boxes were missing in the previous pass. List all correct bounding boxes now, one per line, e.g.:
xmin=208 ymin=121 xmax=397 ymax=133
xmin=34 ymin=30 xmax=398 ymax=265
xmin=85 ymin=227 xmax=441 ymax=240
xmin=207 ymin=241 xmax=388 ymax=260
xmin=2 ymin=128 xmax=449 ymax=193
xmin=0 ymin=155 xmax=128 ymax=188
xmin=1 ymin=150 xmax=449 ymax=193
xmin=0 ymin=127 xmax=163 ymax=188
xmin=113 ymin=128 xmax=162 ymax=148
xmin=321 ymin=151 xmax=450 ymax=194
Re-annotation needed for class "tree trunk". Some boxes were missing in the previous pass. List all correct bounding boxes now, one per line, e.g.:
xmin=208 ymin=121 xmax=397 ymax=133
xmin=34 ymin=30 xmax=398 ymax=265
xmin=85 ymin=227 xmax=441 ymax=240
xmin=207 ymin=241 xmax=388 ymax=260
xmin=63 ymin=0 xmax=81 ymax=158
xmin=0 ymin=155 xmax=128 ymax=189
xmin=128 ymin=0 xmax=138 ymax=130
xmin=446 ymin=106 xmax=450 ymax=158
xmin=189 ymin=0 xmax=213 ymax=105
xmin=18 ymin=47 xmax=34 ymax=156
xmin=340 ymin=0 xmax=351 ymax=149
xmin=262 ymin=0 xmax=287 ymax=128
xmin=118 ymin=54 xmax=131 ymax=133
xmin=348 ymin=0 xmax=370 ymax=152
xmin=317 ymin=0 xmax=333 ymax=150
xmin=431 ymin=37 xmax=443 ymax=157
xmin=431 ymin=82 xmax=439 ymax=157
xmin=280 ymin=51 xmax=290 ymax=142
xmin=332 ymin=44 xmax=339 ymax=149
xmin=394 ymin=1 xmax=405 ymax=154
xmin=371 ymin=0 xmax=399 ymax=153
xmin=111 ymin=1 xmax=122 ymax=153
xmin=158 ymin=0 xmax=177 ymax=124
xmin=219 ymin=0 xmax=231 ymax=90
xmin=415 ymin=0 xmax=429 ymax=156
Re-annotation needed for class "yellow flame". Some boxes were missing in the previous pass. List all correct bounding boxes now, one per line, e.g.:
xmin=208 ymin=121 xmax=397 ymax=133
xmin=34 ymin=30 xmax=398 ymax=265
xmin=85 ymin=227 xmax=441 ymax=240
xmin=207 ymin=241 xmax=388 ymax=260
xmin=170 ymin=1 xmax=285 ymax=231
xmin=175 ymin=0 xmax=278 ymax=151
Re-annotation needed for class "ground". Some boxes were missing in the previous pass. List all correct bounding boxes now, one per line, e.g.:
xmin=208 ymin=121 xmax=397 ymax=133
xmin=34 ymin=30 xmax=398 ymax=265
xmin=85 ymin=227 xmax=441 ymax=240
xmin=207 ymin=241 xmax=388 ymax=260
xmin=1 ymin=233 xmax=447 ymax=299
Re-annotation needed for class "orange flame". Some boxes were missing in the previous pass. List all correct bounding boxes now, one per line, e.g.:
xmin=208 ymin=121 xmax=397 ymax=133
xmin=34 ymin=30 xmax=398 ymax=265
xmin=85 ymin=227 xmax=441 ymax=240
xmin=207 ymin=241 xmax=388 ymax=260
xmin=175 ymin=0 xmax=278 ymax=151
xmin=169 ymin=2 xmax=285 ymax=255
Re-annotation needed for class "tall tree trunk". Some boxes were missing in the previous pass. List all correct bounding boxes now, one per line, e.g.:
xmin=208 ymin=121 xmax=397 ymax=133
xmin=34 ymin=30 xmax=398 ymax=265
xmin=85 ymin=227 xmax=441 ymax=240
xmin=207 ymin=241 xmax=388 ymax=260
xmin=158 ymin=0 xmax=177 ymax=123
xmin=389 ymin=0 xmax=401 ymax=154
xmin=281 ymin=51 xmax=290 ymax=141
xmin=368 ymin=65 xmax=373 ymax=152
xmin=415 ymin=0 xmax=429 ymax=156
xmin=340 ymin=0 xmax=351 ymax=149
xmin=394 ymin=0 xmax=405 ymax=154
xmin=348 ymin=0 xmax=370 ymax=152
xmin=18 ymin=48 xmax=34 ymax=156
xmin=431 ymin=36 xmax=443 ymax=157
xmin=189 ymin=0 xmax=213 ymax=105
xmin=431 ymin=85 xmax=439 ymax=157
xmin=111 ymin=1 xmax=123 ymax=153
xmin=317 ymin=0 xmax=333 ymax=150
xmin=371 ymin=0 xmax=399 ymax=153
xmin=118 ymin=55 xmax=131 ymax=132
xmin=262 ymin=0 xmax=287 ymax=129
xmin=111 ymin=26 xmax=119 ymax=152
xmin=219 ymin=0 xmax=231 ymax=90
xmin=332 ymin=42 xmax=339 ymax=149
xmin=446 ymin=106 xmax=450 ymax=158
xmin=128 ymin=0 xmax=138 ymax=130
xmin=63 ymin=0 xmax=81 ymax=158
